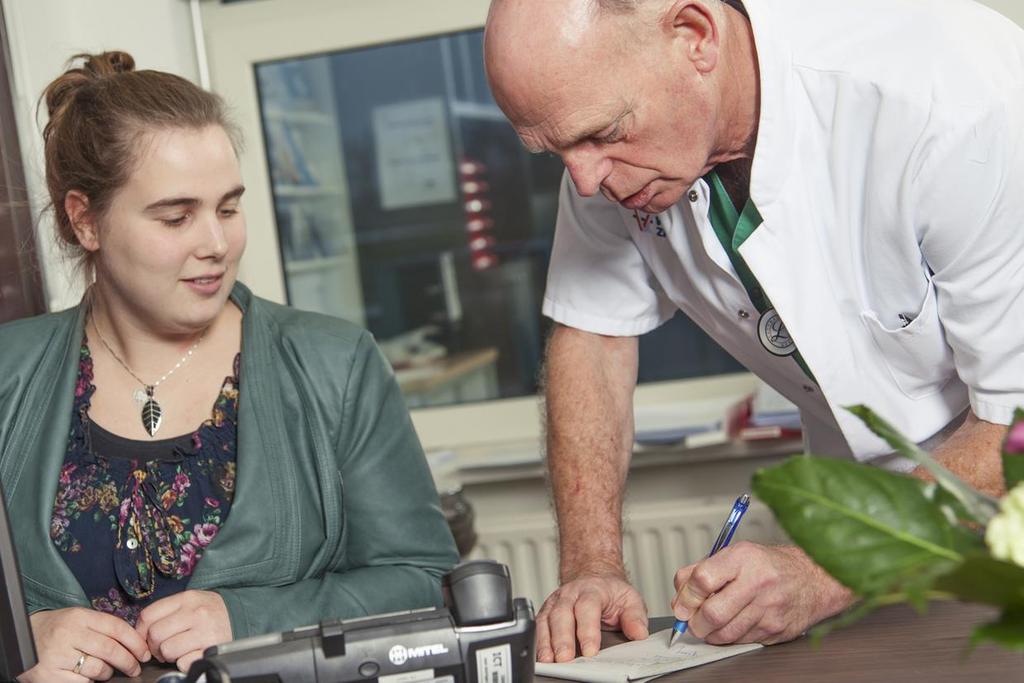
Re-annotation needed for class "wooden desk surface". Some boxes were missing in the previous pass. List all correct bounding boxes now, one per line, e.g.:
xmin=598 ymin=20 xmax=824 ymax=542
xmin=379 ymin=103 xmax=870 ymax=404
xmin=118 ymin=601 xmax=1023 ymax=682
xmin=538 ymin=601 xmax=1024 ymax=683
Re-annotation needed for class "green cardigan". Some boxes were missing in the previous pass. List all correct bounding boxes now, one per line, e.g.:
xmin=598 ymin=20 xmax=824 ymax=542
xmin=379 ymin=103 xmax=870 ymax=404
xmin=0 ymin=282 xmax=458 ymax=638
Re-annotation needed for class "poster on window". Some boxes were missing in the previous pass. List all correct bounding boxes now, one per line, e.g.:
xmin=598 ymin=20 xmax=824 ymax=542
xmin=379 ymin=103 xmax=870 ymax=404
xmin=372 ymin=98 xmax=456 ymax=210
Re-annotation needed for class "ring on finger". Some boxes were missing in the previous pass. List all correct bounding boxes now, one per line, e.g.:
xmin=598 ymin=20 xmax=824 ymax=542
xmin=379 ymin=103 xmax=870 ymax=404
xmin=72 ymin=653 xmax=87 ymax=675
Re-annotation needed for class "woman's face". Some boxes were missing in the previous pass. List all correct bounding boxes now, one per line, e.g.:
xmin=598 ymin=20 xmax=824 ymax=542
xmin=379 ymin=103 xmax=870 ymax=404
xmin=92 ymin=124 xmax=247 ymax=334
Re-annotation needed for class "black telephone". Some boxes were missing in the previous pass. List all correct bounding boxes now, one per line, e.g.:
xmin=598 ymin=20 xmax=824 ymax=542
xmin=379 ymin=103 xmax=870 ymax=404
xmin=165 ymin=560 xmax=534 ymax=683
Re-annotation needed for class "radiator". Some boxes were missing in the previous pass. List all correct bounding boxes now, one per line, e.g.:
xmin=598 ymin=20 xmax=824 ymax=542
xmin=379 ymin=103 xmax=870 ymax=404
xmin=468 ymin=499 xmax=787 ymax=615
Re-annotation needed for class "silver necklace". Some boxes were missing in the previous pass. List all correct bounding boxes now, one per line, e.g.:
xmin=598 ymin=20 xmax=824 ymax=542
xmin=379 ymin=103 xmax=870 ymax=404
xmin=90 ymin=317 xmax=204 ymax=437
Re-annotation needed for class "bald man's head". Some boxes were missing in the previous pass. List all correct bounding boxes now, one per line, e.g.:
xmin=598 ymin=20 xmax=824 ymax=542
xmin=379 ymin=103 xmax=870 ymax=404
xmin=484 ymin=0 xmax=752 ymax=214
xmin=521 ymin=0 xmax=723 ymax=16
xmin=484 ymin=0 xmax=645 ymax=115
xmin=487 ymin=0 xmax=643 ymax=15
xmin=484 ymin=0 xmax=729 ymax=116
xmin=595 ymin=0 xmax=647 ymax=13
xmin=598 ymin=0 xmax=730 ymax=15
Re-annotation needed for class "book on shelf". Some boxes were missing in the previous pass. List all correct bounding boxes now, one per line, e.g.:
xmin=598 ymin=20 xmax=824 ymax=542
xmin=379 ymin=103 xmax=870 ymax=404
xmin=729 ymin=383 xmax=803 ymax=443
xmin=267 ymin=120 xmax=319 ymax=187
xmin=632 ymin=382 xmax=803 ymax=450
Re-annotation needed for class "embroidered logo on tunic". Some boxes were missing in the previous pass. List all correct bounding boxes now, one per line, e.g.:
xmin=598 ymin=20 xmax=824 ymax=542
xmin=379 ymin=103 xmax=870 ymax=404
xmin=632 ymin=210 xmax=667 ymax=238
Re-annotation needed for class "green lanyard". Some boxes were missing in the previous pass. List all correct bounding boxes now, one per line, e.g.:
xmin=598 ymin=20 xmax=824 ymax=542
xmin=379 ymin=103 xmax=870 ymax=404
xmin=704 ymin=172 xmax=816 ymax=382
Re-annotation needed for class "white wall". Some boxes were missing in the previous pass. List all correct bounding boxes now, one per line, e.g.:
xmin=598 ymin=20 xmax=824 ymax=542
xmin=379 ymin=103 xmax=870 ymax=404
xmin=1 ymin=0 xmax=199 ymax=311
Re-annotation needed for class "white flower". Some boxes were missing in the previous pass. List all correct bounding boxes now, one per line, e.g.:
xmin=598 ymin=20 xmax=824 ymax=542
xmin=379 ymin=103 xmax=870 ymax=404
xmin=986 ymin=483 xmax=1024 ymax=567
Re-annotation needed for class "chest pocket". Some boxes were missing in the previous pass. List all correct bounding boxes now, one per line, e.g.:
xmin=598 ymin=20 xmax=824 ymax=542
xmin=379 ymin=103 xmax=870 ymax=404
xmin=859 ymin=280 xmax=956 ymax=399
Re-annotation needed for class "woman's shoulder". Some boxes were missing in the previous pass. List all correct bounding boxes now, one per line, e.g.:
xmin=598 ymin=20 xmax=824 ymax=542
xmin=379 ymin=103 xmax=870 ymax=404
xmin=251 ymin=296 xmax=366 ymax=342
xmin=244 ymin=295 xmax=397 ymax=409
xmin=245 ymin=292 xmax=374 ymax=363
xmin=0 ymin=308 xmax=78 ymax=352
xmin=0 ymin=308 xmax=79 ymax=386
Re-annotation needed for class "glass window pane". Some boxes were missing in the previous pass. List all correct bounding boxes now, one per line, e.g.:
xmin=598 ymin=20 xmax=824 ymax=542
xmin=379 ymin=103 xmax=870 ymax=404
xmin=255 ymin=29 xmax=742 ymax=409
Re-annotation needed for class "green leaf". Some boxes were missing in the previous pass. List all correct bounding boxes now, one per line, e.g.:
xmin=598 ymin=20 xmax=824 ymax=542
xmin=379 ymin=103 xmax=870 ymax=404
xmin=924 ymin=483 xmax=979 ymax=530
xmin=1002 ymin=408 xmax=1024 ymax=491
xmin=1004 ymin=456 xmax=1024 ymax=491
xmin=752 ymin=456 xmax=978 ymax=597
xmin=846 ymin=405 xmax=999 ymax=525
xmin=933 ymin=554 xmax=1024 ymax=609
xmin=970 ymin=609 xmax=1024 ymax=651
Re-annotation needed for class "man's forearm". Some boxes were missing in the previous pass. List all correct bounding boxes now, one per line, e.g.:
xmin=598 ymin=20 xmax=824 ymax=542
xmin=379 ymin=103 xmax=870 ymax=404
xmin=914 ymin=411 xmax=1008 ymax=497
xmin=543 ymin=325 xmax=639 ymax=582
xmin=780 ymin=545 xmax=856 ymax=620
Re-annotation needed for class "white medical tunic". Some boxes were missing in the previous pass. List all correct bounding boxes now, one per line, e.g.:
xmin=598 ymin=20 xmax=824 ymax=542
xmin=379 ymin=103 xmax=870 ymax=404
xmin=542 ymin=0 xmax=1024 ymax=460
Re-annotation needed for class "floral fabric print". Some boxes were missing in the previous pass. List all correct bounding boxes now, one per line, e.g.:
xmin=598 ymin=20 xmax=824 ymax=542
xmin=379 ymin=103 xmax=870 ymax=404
xmin=51 ymin=340 xmax=239 ymax=625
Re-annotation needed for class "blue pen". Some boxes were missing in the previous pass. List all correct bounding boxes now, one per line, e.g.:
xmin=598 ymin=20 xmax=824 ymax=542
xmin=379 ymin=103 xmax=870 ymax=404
xmin=669 ymin=493 xmax=751 ymax=647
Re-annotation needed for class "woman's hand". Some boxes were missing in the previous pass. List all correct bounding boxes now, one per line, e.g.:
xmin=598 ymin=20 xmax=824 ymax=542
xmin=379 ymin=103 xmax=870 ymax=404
xmin=136 ymin=590 xmax=232 ymax=672
xmin=18 ymin=608 xmax=150 ymax=682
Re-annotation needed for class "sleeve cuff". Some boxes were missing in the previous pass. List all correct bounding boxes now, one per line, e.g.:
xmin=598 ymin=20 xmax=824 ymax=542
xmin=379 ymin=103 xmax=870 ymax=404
xmin=970 ymin=389 xmax=1024 ymax=425
xmin=214 ymin=587 xmax=252 ymax=640
xmin=542 ymin=296 xmax=672 ymax=337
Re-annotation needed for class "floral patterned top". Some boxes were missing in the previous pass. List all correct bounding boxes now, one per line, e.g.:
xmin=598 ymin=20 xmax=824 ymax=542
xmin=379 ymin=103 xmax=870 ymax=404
xmin=50 ymin=339 xmax=239 ymax=625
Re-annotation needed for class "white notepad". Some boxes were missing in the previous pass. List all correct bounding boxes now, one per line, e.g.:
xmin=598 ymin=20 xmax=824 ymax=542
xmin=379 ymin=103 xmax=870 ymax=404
xmin=534 ymin=629 xmax=762 ymax=683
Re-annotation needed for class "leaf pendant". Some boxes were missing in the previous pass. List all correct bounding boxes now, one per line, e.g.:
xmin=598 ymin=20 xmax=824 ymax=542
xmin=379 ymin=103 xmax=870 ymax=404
xmin=141 ymin=388 xmax=163 ymax=437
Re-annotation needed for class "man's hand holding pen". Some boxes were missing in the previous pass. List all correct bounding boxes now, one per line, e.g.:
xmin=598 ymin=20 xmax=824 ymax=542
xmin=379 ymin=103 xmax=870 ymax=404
xmin=671 ymin=543 xmax=856 ymax=645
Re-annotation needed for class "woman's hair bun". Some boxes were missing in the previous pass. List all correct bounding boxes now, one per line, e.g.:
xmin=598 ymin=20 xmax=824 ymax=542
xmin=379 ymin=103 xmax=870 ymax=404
xmin=40 ymin=48 xmax=236 ymax=284
xmin=43 ymin=51 xmax=136 ymax=121
xmin=81 ymin=51 xmax=136 ymax=77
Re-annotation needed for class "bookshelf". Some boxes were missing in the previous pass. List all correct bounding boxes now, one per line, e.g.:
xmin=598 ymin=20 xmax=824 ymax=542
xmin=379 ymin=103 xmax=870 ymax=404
xmin=274 ymin=184 xmax=345 ymax=199
xmin=283 ymin=254 xmax=348 ymax=275
xmin=262 ymin=108 xmax=334 ymax=127
xmin=256 ymin=56 xmax=365 ymax=327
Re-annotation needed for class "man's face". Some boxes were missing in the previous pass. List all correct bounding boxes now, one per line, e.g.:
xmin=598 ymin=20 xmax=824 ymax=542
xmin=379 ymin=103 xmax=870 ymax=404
xmin=487 ymin=4 xmax=720 ymax=214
